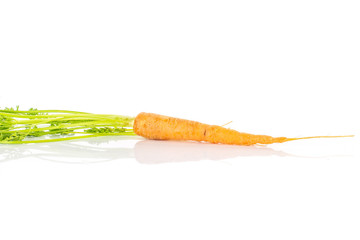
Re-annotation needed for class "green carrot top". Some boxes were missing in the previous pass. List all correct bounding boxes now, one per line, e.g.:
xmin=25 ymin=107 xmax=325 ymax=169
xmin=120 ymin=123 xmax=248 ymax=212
xmin=0 ymin=106 xmax=135 ymax=144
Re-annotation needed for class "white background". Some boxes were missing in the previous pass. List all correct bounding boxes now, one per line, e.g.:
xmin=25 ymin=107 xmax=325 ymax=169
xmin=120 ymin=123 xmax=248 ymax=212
xmin=0 ymin=0 xmax=359 ymax=239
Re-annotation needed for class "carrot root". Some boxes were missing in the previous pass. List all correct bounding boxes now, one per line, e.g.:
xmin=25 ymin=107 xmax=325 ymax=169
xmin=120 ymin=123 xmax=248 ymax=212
xmin=284 ymin=135 xmax=355 ymax=142
xmin=133 ymin=112 xmax=354 ymax=146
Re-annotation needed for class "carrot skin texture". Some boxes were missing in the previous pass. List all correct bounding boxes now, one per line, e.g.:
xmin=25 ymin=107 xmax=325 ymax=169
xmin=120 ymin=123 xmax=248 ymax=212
xmin=133 ymin=112 xmax=287 ymax=145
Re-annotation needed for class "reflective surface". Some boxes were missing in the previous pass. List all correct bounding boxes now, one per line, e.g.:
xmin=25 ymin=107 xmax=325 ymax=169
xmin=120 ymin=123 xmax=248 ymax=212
xmin=0 ymin=136 xmax=358 ymax=240
xmin=1 ymin=136 xmax=347 ymax=164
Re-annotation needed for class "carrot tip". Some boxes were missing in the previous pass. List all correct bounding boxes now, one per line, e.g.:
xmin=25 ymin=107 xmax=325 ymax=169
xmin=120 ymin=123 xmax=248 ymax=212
xmin=285 ymin=135 xmax=355 ymax=142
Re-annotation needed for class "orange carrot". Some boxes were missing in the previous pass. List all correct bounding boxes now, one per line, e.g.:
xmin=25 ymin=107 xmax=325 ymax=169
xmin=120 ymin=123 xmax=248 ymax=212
xmin=1 ymin=107 xmax=353 ymax=145
xmin=133 ymin=112 xmax=353 ymax=146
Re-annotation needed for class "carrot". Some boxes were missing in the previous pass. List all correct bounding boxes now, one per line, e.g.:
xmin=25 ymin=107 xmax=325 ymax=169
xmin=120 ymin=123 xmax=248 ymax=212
xmin=133 ymin=112 xmax=354 ymax=146
xmin=0 ymin=107 xmax=354 ymax=145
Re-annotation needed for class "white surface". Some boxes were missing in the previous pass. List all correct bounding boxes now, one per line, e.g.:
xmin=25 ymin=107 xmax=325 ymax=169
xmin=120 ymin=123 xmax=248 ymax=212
xmin=0 ymin=0 xmax=359 ymax=239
